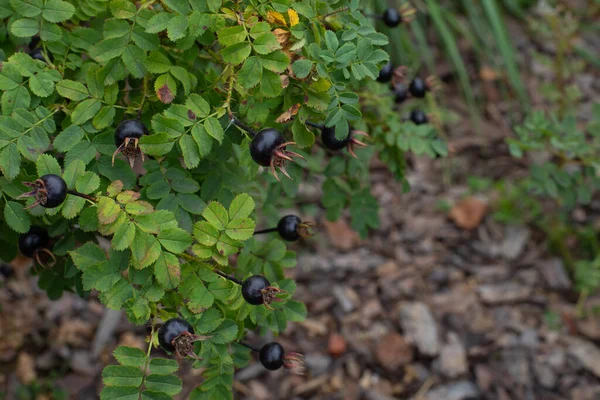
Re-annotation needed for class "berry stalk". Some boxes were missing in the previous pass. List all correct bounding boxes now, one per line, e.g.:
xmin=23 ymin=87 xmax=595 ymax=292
xmin=67 ymin=190 xmax=97 ymax=203
xmin=253 ymin=227 xmax=279 ymax=235
xmin=230 ymin=116 xmax=256 ymax=137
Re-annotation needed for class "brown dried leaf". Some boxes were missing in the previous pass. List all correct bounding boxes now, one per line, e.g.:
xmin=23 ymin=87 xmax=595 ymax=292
xmin=275 ymin=103 xmax=301 ymax=123
xmin=449 ymin=196 xmax=488 ymax=230
xmin=16 ymin=352 xmax=37 ymax=384
xmin=157 ymin=84 xmax=174 ymax=104
xmin=273 ymin=28 xmax=290 ymax=45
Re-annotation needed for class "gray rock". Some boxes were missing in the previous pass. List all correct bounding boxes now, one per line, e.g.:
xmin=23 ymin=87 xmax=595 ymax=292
xmin=399 ymin=302 xmax=439 ymax=357
xmin=533 ymin=360 xmax=556 ymax=389
xmin=438 ymin=332 xmax=468 ymax=378
xmin=304 ymin=353 xmax=332 ymax=375
xmin=539 ymin=258 xmax=572 ymax=290
xmin=503 ymin=348 xmax=531 ymax=385
xmin=423 ymin=381 xmax=480 ymax=400
xmin=477 ymin=282 xmax=532 ymax=304
xmin=567 ymin=337 xmax=600 ymax=378
xmin=235 ymin=362 xmax=266 ymax=381
xmin=500 ymin=225 xmax=530 ymax=260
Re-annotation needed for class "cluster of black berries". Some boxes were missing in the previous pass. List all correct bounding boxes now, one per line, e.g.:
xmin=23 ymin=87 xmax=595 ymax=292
xmin=377 ymin=63 xmax=432 ymax=126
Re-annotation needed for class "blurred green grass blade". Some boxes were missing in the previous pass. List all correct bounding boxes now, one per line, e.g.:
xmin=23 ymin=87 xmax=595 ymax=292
xmin=426 ymin=0 xmax=478 ymax=119
xmin=410 ymin=18 xmax=436 ymax=73
xmin=481 ymin=0 xmax=529 ymax=107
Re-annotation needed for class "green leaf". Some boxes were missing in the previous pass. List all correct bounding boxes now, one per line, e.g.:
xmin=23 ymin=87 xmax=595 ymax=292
xmin=145 ymin=374 xmax=182 ymax=396
xmin=221 ymin=42 xmax=251 ymax=65
xmin=208 ymin=319 xmax=238 ymax=344
xmin=10 ymin=18 xmax=39 ymax=37
xmin=259 ymin=70 xmax=282 ymax=98
xmin=291 ymin=59 xmax=312 ymax=79
xmin=131 ymin=229 xmax=162 ymax=269
xmin=202 ymin=201 xmax=228 ymax=230
xmin=36 ymin=154 xmax=61 ymax=176
xmin=0 ymin=143 xmax=22 ymax=180
xmin=102 ymin=365 xmax=143 ymax=387
xmin=56 ymin=79 xmax=89 ymax=101
xmin=157 ymin=227 xmax=192 ymax=254
xmin=100 ymin=386 xmax=138 ymax=400
xmin=259 ymin=50 xmax=289 ymax=73
xmin=225 ymin=218 xmax=255 ymax=241
xmin=93 ymin=106 xmax=117 ymax=130
xmin=167 ymin=14 xmax=188 ymax=41
xmin=98 ymin=197 xmax=121 ymax=225
xmin=179 ymin=263 xmax=214 ymax=311
xmin=110 ymin=0 xmax=136 ymax=19
xmin=53 ymin=125 xmax=84 ymax=152
xmin=154 ymin=252 xmax=180 ymax=289
xmin=141 ymin=391 xmax=172 ymax=400
xmin=122 ymin=45 xmax=146 ymax=78
xmin=203 ymin=117 xmax=223 ymax=143
xmin=4 ymin=201 xmax=30 ymax=233
xmin=253 ymin=32 xmax=280 ymax=54
xmin=237 ymin=57 xmax=262 ymax=89
xmin=9 ymin=0 xmax=43 ymax=17
xmin=69 ymin=242 xmax=106 ymax=270
xmin=228 ymin=194 xmax=254 ymax=220
xmin=193 ymin=221 xmax=219 ymax=247
xmin=113 ymin=346 xmax=147 ymax=367
xmin=292 ymin=120 xmax=314 ymax=148
xmin=149 ymin=358 xmax=178 ymax=375
xmin=71 ymin=98 xmax=102 ymax=125
xmin=42 ymin=0 xmax=75 ymax=23
xmin=112 ymin=221 xmax=136 ymax=250
xmin=185 ymin=94 xmax=210 ymax=119
xmin=139 ymin=133 xmax=174 ymax=156
xmin=39 ymin=21 xmax=62 ymax=41
xmin=196 ymin=308 xmax=223 ymax=334
xmin=179 ymin=134 xmax=200 ymax=169
xmin=218 ymin=25 xmax=246 ymax=46
xmin=29 ymin=71 xmax=58 ymax=97
xmin=349 ymin=188 xmax=379 ymax=238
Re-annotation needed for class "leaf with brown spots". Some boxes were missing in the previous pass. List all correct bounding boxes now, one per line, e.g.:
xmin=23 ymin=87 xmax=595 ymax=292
xmin=154 ymin=73 xmax=177 ymax=104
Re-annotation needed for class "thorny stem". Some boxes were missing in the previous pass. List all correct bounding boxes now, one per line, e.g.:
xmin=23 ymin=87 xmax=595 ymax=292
xmin=253 ymin=227 xmax=278 ymax=235
xmin=67 ymin=190 xmax=97 ymax=203
xmin=225 ymin=73 xmax=236 ymax=116
xmin=138 ymin=75 xmax=148 ymax=119
xmin=305 ymin=121 xmax=324 ymax=130
xmin=229 ymin=116 xmax=255 ymax=137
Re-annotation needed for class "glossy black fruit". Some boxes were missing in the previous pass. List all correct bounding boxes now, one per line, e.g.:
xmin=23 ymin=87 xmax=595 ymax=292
xmin=30 ymin=48 xmax=53 ymax=63
xmin=41 ymin=174 xmax=67 ymax=208
xmin=241 ymin=275 xmax=270 ymax=305
xmin=158 ymin=318 xmax=195 ymax=353
xmin=409 ymin=77 xmax=427 ymax=98
xmin=18 ymin=226 xmax=50 ymax=258
xmin=321 ymin=126 xmax=350 ymax=151
xmin=382 ymin=8 xmax=401 ymax=27
xmin=259 ymin=342 xmax=285 ymax=370
xmin=249 ymin=128 xmax=285 ymax=167
xmin=393 ymin=83 xmax=408 ymax=104
xmin=377 ymin=62 xmax=394 ymax=83
xmin=114 ymin=119 xmax=148 ymax=147
xmin=277 ymin=215 xmax=302 ymax=241
xmin=410 ymin=109 xmax=429 ymax=125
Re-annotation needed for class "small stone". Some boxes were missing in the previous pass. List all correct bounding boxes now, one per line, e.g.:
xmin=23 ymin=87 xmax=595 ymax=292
xmin=235 ymin=362 xmax=265 ymax=381
xmin=540 ymin=258 xmax=572 ymax=290
xmin=375 ymin=333 xmax=413 ymax=371
xmin=305 ymin=353 xmax=332 ymax=376
xmin=333 ymin=285 xmax=357 ymax=313
xmin=533 ymin=360 xmax=556 ymax=389
xmin=398 ymin=302 xmax=439 ymax=357
xmin=438 ymin=333 xmax=468 ymax=378
xmin=477 ymin=282 xmax=532 ymax=304
xmin=567 ymin=337 xmax=600 ymax=378
xmin=425 ymin=380 xmax=480 ymax=400
xmin=328 ymin=333 xmax=347 ymax=357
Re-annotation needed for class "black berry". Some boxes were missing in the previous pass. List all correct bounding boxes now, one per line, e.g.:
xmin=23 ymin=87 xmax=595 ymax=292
xmin=277 ymin=215 xmax=302 ymax=241
xmin=18 ymin=226 xmax=50 ymax=258
xmin=259 ymin=342 xmax=285 ymax=370
xmin=42 ymin=174 xmax=67 ymax=208
xmin=409 ymin=77 xmax=428 ymax=98
xmin=377 ymin=62 xmax=394 ymax=83
xmin=321 ymin=126 xmax=350 ymax=151
xmin=248 ymin=128 xmax=303 ymax=180
xmin=250 ymin=128 xmax=285 ymax=167
xmin=382 ymin=8 xmax=401 ymax=28
xmin=158 ymin=318 xmax=195 ymax=353
xmin=410 ymin=109 xmax=429 ymax=125
xmin=393 ymin=83 xmax=409 ymax=104
xmin=114 ymin=119 xmax=148 ymax=147
xmin=30 ymin=48 xmax=53 ymax=63
xmin=241 ymin=275 xmax=271 ymax=305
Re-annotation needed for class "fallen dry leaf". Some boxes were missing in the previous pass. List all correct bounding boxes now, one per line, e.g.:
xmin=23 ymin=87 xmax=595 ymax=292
xmin=328 ymin=333 xmax=347 ymax=357
xmin=275 ymin=104 xmax=301 ymax=123
xmin=324 ymin=219 xmax=360 ymax=250
xmin=375 ymin=333 xmax=414 ymax=371
xmin=449 ymin=196 xmax=488 ymax=230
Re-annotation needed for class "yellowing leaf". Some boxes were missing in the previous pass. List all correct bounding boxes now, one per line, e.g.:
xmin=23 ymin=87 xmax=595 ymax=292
xmin=288 ymin=9 xmax=299 ymax=26
xmin=267 ymin=10 xmax=286 ymax=26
